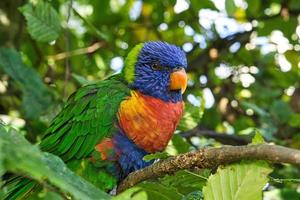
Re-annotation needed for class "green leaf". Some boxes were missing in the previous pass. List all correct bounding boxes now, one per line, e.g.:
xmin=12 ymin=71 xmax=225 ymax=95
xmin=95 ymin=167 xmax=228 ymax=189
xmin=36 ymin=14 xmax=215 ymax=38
xmin=246 ymin=0 xmax=260 ymax=16
xmin=160 ymin=170 xmax=209 ymax=195
xmin=288 ymin=114 xmax=300 ymax=127
xmin=27 ymin=191 xmax=64 ymax=200
xmin=251 ymin=130 xmax=265 ymax=144
xmin=241 ymin=102 xmax=269 ymax=117
xmin=190 ymin=0 xmax=216 ymax=10
xmin=270 ymin=100 xmax=292 ymax=123
xmin=257 ymin=17 xmax=297 ymax=38
xmin=0 ymin=48 xmax=53 ymax=119
xmin=112 ymin=182 xmax=183 ymax=200
xmin=112 ymin=186 xmax=142 ymax=200
xmin=203 ymin=161 xmax=272 ymax=200
xmin=115 ymin=170 xmax=208 ymax=200
xmin=72 ymin=73 xmax=92 ymax=85
xmin=171 ymin=134 xmax=192 ymax=154
xmin=115 ymin=182 xmax=183 ymax=200
xmin=143 ymin=151 xmax=169 ymax=161
xmin=285 ymin=50 xmax=300 ymax=68
xmin=19 ymin=1 xmax=62 ymax=42
xmin=138 ymin=182 xmax=183 ymax=200
xmin=280 ymin=188 xmax=300 ymax=200
xmin=225 ymin=0 xmax=237 ymax=16
xmin=182 ymin=191 xmax=203 ymax=200
xmin=0 ymin=124 xmax=111 ymax=200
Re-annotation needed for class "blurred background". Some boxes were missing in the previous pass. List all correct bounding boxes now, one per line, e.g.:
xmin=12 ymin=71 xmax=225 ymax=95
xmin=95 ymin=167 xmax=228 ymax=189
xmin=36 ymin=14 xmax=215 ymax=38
xmin=0 ymin=0 xmax=300 ymax=199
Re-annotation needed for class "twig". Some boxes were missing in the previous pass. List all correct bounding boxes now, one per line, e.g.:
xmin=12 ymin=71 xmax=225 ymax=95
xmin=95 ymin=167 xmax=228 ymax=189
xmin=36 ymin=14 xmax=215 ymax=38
xmin=181 ymin=126 xmax=251 ymax=145
xmin=63 ymin=0 xmax=73 ymax=98
xmin=117 ymin=144 xmax=300 ymax=193
xmin=47 ymin=42 xmax=105 ymax=61
xmin=72 ymin=8 xmax=109 ymax=41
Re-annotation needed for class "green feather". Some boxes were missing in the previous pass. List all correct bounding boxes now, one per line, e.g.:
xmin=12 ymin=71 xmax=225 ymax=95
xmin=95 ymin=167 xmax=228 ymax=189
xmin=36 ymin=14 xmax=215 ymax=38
xmin=40 ymin=74 xmax=130 ymax=161
xmin=122 ymin=43 xmax=143 ymax=83
xmin=4 ymin=178 xmax=37 ymax=200
xmin=4 ymin=55 xmax=133 ymax=200
xmin=61 ymin=136 xmax=85 ymax=160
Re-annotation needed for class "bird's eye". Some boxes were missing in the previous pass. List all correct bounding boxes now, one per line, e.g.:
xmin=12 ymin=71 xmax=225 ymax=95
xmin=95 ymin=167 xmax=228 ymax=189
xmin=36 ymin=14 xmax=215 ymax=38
xmin=151 ymin=63 xmax=162 ymax=71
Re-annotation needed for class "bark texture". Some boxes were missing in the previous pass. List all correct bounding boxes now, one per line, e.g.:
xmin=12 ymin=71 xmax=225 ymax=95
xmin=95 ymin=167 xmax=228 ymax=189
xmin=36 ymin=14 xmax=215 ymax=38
xmin=117 ymin=144 xmax=300 ymax=193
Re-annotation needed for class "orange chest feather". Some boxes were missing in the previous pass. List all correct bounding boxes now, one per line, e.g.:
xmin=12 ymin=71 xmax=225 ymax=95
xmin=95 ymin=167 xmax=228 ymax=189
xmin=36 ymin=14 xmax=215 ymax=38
xmin=117 ymin=91 xmax=184 ymax=153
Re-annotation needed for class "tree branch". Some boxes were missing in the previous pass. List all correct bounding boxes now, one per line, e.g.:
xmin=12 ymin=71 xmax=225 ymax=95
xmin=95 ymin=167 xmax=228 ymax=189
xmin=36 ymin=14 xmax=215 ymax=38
xmin=181 ymin=126 xmax=251 ymax=145
xmin=47 ymin=42 xmax=105 ymax=61
xmin=63 ymin=0 xmax=73 ymax=98
xmin=117 ymin=144 xmax=300 ymax=193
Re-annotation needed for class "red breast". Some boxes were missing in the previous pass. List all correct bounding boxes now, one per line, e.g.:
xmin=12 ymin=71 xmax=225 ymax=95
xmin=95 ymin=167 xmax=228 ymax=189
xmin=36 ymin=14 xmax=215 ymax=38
xmin=118 ymin=91 xmax=184 ymax=153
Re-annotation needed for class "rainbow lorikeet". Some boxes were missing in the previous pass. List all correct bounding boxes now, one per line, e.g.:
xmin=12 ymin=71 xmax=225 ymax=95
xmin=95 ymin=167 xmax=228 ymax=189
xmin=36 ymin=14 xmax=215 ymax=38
xmin=4 ymin=41 xmax=188 ymax=199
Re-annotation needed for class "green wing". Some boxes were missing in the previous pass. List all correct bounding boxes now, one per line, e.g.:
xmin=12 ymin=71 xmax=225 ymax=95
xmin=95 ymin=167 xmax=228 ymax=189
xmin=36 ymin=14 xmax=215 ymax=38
xmin=40 ymin=75 xmax=130 ymax=161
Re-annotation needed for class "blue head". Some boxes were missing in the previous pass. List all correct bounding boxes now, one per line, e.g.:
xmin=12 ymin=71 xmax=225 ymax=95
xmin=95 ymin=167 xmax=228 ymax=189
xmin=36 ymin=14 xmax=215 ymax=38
xmin=122 ymin=41 xmax=188 ymax=103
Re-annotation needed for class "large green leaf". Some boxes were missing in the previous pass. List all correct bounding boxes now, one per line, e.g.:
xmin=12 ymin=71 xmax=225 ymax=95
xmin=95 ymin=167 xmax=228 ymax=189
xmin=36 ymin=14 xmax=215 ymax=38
xmin=203 ymin=161 xmax=272 ymax=200
xmin=246 ymin=0 xmax=260 ymax=16
xmin=19 ymin=1 xmax=62 ymax=42
xmin=0 ymin=124 xmax=111 ymax=200
xmin=114 ymin=182 xmax=183 ymax=200
xmin=160 ymin=170 xmax=209 ymax=195
xmin=270 ymin=100 xmax=293 ymax=123
xmin=171 ymin=134 xmax=192 ymax=154
xmin=225 ymin=0 xmax=237 ymax=16
xmin=115 ymin=170 xmax=209 ymax=200
xmin=0 ymin=48 xmax=53 ymax=119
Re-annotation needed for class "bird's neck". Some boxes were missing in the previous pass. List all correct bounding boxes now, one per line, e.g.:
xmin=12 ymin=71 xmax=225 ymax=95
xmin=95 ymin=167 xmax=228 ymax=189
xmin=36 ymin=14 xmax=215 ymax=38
xmin=117 ymin=90 xmax=184 ymax=153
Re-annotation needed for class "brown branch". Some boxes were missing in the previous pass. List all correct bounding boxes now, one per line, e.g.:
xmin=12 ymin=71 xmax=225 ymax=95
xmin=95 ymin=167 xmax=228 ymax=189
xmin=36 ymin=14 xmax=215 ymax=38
xmin=47 ymin=42 xmax=105 ymax=61
xmin=181 ymin=126 xmax=251 ymax=145
xmin=117 ymin=144 xmax=300 ymax=193
xmin=63 ymin=0 xmax=73 ymax=98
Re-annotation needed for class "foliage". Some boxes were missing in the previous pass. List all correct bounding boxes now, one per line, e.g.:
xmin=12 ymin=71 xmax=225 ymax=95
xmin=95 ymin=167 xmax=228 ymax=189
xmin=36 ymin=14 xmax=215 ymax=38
xmin=0 ymin=48 xmax=53 ymax=119
xmin=20 ymin=1 xmax=62 ymax=43
xmin=203 ymin=161 xmax=272 ymax=200
xmin=202 ymin=133 xmax=271 ymax=200
xmin=0 ymin=0 xmax=300 ymax=199
xmin=115 ymin=170 xmax=208 ymax=200
xmin=0 ymin=124 xmax=110 ymax=200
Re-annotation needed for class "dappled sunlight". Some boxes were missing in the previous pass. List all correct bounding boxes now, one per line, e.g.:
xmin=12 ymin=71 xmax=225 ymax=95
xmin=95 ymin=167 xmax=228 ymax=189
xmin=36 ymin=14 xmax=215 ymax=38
xmin=110 ymin=56 xmax=124 ymax=72
xmin=276 ymin=54 xmax=292 ymax=72
xmin=0 ymin=9 xmax=10 ymax=26
xmin=174 ymin=0 xmax=189 ymax=14
xmin=1 ymin=0 xmax=300 ymax=199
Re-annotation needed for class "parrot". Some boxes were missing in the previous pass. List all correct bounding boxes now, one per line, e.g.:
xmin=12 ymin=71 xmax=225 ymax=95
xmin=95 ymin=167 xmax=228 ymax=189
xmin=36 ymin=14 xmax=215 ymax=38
xmin=3 ymin=41 xmax=188 ymax=199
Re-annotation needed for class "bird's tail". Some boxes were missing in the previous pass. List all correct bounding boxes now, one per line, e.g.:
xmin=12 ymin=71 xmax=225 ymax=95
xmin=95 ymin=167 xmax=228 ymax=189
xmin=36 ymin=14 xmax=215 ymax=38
xmin=2 ymin=176 xmax=38 ymax=200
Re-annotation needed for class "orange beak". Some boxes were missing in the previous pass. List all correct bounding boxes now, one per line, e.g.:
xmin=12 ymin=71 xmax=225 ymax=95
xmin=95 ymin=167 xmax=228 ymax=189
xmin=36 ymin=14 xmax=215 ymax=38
xmin=170 ymin=68 xmax=188 ymax=93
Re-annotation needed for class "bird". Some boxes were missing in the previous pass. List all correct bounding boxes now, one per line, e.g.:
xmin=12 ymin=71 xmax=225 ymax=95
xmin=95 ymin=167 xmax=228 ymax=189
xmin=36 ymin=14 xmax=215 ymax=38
xmin=4 ymin=41 xmax=188 ymax=199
